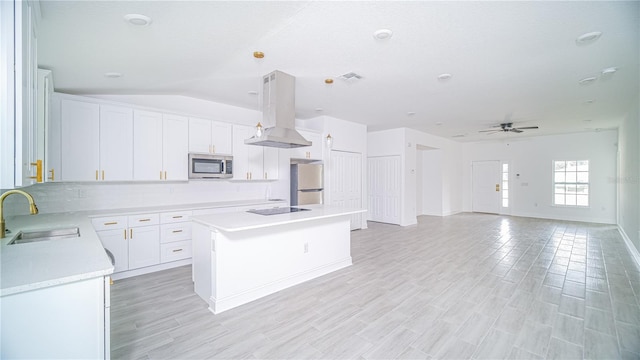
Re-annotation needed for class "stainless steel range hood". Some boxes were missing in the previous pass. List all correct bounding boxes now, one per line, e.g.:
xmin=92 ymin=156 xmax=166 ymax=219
xmin=244 ymin=70 xmax=312 ymax=148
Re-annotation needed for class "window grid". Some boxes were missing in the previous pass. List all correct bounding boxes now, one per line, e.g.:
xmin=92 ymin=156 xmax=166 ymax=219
xmin=553 ymin=160 xmax=589 ymax=207
xmin=502 ymin=163 xmax=509 ymax=208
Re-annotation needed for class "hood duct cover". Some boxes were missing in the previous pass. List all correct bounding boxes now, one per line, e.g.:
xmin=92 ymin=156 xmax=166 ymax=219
xmin=244 ymin=70 xmax=312 ymax=148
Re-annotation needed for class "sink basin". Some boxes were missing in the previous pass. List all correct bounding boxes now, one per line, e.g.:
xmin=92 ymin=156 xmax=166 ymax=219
xmin=8 ymin=227 xmax=80 ymax=245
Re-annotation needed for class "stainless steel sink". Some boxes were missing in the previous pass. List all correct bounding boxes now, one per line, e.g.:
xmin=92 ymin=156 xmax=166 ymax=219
xmin=8 ymin=227 xmax=80 ymax=245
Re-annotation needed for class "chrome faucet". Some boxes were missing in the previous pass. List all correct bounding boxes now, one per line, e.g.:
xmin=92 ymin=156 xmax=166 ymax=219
xmin=0 ymin=190 xmax=39 ymax=239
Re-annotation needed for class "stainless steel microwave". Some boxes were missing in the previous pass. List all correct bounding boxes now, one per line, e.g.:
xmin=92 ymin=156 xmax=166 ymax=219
xmin=188 ymin=153 xmax=233 ymax=179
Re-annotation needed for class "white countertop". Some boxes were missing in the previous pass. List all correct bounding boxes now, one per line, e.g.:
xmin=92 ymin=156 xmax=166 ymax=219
xmin=0 ymin=199 xmax=284 ymax=297
xmin=0 ymin=212 xmax=112 ymax=297
xmin=191 ymin=204 xmax=366 ymax=232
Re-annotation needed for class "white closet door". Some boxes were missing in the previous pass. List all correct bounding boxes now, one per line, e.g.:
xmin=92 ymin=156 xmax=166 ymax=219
xmin=330 ymin=150 xmax=362 ymax=230
xmin=368 ymin=156 xmax=401 ymax=225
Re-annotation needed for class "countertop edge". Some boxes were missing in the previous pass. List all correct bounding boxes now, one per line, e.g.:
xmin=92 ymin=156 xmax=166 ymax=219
xmin=192 ymin=208 xmax=367 ymax=232
xmin=0 ymin=267 xmax=114 ymax=297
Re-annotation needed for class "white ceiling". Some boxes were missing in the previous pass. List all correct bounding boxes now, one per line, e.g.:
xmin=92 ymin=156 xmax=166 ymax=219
xmin=38 ymin=1 xmax=639 ymax=142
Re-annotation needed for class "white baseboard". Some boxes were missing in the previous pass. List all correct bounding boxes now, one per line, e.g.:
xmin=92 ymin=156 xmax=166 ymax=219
xmin=618 ymin=226 xmax=640 ymax=271
xmin=111 ymin=258 xmax=191 ymax=280
xmin=208 ymin=257 xmax=352 ymax=314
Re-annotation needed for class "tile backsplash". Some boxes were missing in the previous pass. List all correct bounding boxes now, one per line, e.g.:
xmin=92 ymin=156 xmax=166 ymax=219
xmin=2 ymin=181 xmax=275 ymax=216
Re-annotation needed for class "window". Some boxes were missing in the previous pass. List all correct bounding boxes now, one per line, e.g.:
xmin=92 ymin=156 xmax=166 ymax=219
xmin=554 ymin=160 xmax=589 ymax=206
xmin=502 ymin=163 xmax=509 ymax=207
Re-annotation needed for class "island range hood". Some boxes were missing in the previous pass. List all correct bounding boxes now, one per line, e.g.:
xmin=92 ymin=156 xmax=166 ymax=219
xmin=244 ymin=70 xmax=312 ymax=148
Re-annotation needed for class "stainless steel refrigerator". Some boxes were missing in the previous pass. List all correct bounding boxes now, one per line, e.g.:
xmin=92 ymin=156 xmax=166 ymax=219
xmin=290 ymin=163 xmax=324 ymax=205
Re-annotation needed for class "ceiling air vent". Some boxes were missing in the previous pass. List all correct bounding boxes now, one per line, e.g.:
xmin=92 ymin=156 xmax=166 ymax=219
xmin=338 ymin=72 xmax=363 ymax=82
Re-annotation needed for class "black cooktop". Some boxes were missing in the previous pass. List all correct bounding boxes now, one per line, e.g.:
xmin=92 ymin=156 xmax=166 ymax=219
xmin=247 ymin=207 xmax=311 ymax=216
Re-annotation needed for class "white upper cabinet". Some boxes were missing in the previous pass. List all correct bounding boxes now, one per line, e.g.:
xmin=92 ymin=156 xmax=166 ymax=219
xmin=162 ymin=114 xmax=188 ymax=181
xmin=232 ymin=124 xmax=278 ymax=181
xmin=60 ymin=99 xmax=100 ymax=181
xmin=188 ymin=118 xmax=232 ymax=155
xmin=99 ymin=105 xmax=133 ymax=181
xmin=133 ymin=110 xmax=163 ymax=181
xmin=290 ymin=130 xmax=322 ymax=161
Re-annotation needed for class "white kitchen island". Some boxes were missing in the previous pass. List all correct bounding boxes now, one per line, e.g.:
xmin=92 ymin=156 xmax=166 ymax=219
xmin=191 ymin=204 xmax=365 ymax=314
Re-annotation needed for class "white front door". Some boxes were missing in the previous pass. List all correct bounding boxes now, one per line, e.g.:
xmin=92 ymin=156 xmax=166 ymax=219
xmin=472 ymin=160 xmax=501 ymax=214
xmin=330 ymin=150 xmax=362 ymax=230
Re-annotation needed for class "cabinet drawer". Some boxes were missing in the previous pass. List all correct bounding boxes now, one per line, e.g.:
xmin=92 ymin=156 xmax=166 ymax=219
xmin=160 ymin=223 xmax=192 ymax=243
xmin=160 ymin=240 xmax=192 ymax=263
xmin=160 ymin=210 xmax=192 ymax=224
xmin=91 ymin=216 xmax=127 ymax=231
xmin=128 ymin=213 xmax=160 ymax=227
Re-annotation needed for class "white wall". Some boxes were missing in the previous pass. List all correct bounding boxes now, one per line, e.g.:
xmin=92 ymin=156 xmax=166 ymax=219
xmin=618 ymin=97 xmax=640 ymax=257
xmin=462 ymin=130 xmax=618 ymax=224
xmin=368 ymin=128 xmax=463 ymax=226
xmin=419 ymin=148 xmax=443 ymax=216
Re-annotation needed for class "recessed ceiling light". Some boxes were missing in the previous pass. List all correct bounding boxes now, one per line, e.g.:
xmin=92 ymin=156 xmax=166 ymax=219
xmin=578 ymin=77 xmax=597 ymax=85
xmin=437 ymin=73 xmax=453 ymax=82
xmin=575 ymin=31 xmax=602 ymax=45
xmin=373 ymin=29 xmax=393 ymax=40
xmin=104 ymin=72 xmax=123 ymax=78
xmin=248 ymin=90 xmax=258 ymax=95
xmin=315 ymin=108 xmax=324 ymax=112
xmin=124 ymin=14 xmax=152 ymax=26
xmin=583 ymin=99 xmax=596 ymax=105
xmin=436 ymin=122 xmax=443 ymax=126
xmin=253 ymin=51 xmax=265 ymax=59
xmin=407 ymin=112 xmax=416 ymax=116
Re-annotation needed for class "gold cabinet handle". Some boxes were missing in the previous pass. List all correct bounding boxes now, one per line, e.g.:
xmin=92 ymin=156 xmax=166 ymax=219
xmin=138 ymin=218 xmax=151 ymax=222
xmin=104 ymin=221 xmax=118 ymax=226
xmin=164 ymin=171 xmax=167 ymax=180
xmin=172 ymin=215 xmax=183 ymax=219
xmin=124 ymin=229 xmax=127 ymax=239
xmin=172 ymin=248 xmax=183 ymax=253
xmin=160 ymin=171 xmax=163 ymax=180
xmin=48 ymin=168 xmax=55 ymax=181
xmin=496 ymin=184 xmax=500 ymax=192
xmin=29 ymin=160 xmax=43 ymax=182
xmin=96 ymin=170 xmax=99 ymax=181
xmin=172 ymin=229 xmax=183 ymax=233
xmin=264 ymin=172 xmax=268 ymax=179
xmin=109 ymin=277 xmax=114 ymax=285
xmin=102 ymin=170 xmax=105 ymax=181
xmin=130 ymin=229 xmax=133 ymax=239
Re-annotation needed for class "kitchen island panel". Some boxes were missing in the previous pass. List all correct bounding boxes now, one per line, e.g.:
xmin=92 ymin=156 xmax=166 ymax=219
xmin=193 ymin=210 xmax=357 ymax=314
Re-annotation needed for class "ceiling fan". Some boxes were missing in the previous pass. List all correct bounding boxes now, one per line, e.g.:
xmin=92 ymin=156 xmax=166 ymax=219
xmin=479 ymin=122 xmax=539 ymax=134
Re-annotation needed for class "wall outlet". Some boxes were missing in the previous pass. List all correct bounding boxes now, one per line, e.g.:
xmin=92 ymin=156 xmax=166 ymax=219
xmin=304 ymin=243 xmax=309 ymax=253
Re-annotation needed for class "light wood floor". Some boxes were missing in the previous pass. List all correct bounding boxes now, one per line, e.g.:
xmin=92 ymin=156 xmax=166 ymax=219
xmin=111 ymin=213 xmax=640 ymax=359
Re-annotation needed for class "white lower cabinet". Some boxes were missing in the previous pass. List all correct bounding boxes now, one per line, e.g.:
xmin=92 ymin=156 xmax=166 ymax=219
xmin=160 ymin=210 xmax=192 ymax=263
xmin=92 ymin=214 xmax=160 ymax=273
xmin=91 ymin=203 xmax=283 ymax=279
xmin=0 ymin=276 xmax=109 ymax=359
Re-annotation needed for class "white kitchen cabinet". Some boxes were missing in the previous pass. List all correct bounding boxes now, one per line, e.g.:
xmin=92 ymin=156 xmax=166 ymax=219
xmin=160 ymin=210 xmax=192 ymax=263
xmin=162 ymin=114 xmax=189 ymax=181
xmin=290 ymin=130 xmax=322 ymax=161
xmin=128 ymin=224 xmax=160 ymax=269
xmin=99 ymin=105 xmax=133 ymax=181
xmin=15 ymin=0 xmax=39 ymax=187
xmin=189 ymin=117 xmax=232 ymax=155
xmin=60 ymin=99 xmax=100 ymax=181
xmin=1 ymin=276 xmax=109 ymax=359
xmin=232 ymin=124 xmax=279 ymax=180
xmin=133 ymin=110 xmax=163 ymax=181
xmin=92 ymin=214 xmax=160 ymax=273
